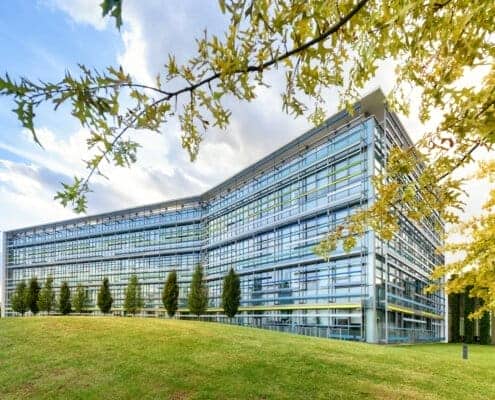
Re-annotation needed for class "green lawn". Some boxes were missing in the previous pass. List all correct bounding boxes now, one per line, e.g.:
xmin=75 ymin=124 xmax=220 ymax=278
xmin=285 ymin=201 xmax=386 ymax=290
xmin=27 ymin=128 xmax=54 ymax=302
xmin=0 ymin=317 xmax=494 ymax=399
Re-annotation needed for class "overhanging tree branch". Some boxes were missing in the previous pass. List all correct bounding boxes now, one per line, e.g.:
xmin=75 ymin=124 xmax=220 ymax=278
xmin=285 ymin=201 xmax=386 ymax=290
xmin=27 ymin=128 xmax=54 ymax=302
xmin=57 ymin=0 xmax=371 ymax=209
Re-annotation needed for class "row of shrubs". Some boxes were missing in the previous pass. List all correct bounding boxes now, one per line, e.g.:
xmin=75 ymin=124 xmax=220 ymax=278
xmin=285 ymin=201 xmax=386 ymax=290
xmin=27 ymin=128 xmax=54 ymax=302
xmin=10 ymin=265 xmax=241 ymax=318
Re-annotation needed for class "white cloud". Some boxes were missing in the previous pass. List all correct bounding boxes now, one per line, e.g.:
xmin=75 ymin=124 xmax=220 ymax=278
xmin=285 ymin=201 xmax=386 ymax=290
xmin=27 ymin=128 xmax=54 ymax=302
xmin=2 ymin=0 xmax=492 ymax=249
xmin=0 ymin=160 xmax=75 ymax=230
xmin=45 ymin=0 xmax=108 ymax=30
xmin=117 ymin=16 xmax=152 ymax=85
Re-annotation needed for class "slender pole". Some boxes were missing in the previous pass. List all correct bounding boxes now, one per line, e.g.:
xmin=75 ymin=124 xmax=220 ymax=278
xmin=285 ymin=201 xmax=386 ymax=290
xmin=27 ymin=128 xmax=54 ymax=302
xmin=462 ymin=343 xmax=468 ymax=360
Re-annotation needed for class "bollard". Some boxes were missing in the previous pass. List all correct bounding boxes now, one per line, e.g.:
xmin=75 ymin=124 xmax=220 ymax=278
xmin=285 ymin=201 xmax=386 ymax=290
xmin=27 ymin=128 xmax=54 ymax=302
xmin=462 ymin=343 xmax=468 ymax=360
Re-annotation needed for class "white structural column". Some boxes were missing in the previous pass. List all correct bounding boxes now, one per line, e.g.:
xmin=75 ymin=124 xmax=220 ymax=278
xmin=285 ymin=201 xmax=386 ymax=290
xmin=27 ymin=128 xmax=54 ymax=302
xmin=364 ymin=119 xmax=378 ymax=343
xmin=365 ymin=231 xmax=377 ymax=343
xmin=1 ymin=232 xmax=6 ymax=318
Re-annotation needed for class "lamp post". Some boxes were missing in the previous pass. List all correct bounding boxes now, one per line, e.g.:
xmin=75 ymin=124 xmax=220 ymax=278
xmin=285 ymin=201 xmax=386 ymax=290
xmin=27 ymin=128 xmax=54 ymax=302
xmin=460 ymin=317 xmax=468 ymax=360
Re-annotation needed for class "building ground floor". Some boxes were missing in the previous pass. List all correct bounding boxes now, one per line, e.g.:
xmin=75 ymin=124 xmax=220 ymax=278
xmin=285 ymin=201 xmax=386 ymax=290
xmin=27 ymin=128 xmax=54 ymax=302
xmin=102 ymin=303 xmax=444 ymax=344
xmin=4 ymin=253 xmax=445 ymax=343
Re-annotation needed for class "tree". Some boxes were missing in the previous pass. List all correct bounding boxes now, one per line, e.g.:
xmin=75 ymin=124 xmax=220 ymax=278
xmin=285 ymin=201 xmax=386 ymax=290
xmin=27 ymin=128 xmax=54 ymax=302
xmin=479 ymin=311 xmax=491 ymax=345
xmin=448 ymin=292 xmax=461 ymax=343
xmin=123 ymin=274 xmax=143 ymax=316
xmin=11 ymin=281 xmax=28 ymax=316
xmin=38 ymin=276 xmax=56 ymax=314
xmin=162 ymin=270 xmax=179 ymax=318
xmin=59 ymin=281 xmax=72 ymax=315
xmin=26 ymin=277 xmax=41 ymax=315
xmin=1 ymin=1 xmax=495 ymax=311
xmin=222 ymin=268 xmax=241 ymax=318
xmin=188 ymin=264 xmax=208 ymax=318
xmin=97 ymin=278 xmax=113 ymax=314
xmin=463 ymin=291 xmax=476 ymax=343
xmin=73 ymin=284 xmax=89 ymax=314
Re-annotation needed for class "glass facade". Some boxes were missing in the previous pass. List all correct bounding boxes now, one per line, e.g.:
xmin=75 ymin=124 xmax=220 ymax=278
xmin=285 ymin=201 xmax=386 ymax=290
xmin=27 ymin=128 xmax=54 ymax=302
xmin=1 ymin=90 xmax=445 ymax=343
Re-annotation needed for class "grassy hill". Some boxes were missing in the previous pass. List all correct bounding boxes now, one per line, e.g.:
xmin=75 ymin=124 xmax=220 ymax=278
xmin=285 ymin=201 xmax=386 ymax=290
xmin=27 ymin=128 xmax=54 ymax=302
xmin=0 ymin=317 xmax=494 ymax=399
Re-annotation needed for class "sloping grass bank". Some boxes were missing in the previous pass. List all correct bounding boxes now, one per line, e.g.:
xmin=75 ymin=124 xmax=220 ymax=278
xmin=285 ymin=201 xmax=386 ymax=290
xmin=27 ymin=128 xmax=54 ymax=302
xmin=0 ymin=317 xmax=494 ymax=399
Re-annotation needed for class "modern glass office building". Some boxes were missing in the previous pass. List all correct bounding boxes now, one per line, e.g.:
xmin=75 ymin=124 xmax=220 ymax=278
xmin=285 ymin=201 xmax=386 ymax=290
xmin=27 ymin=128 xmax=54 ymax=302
xmin=1 ymin=90 xmax=445 ymax=343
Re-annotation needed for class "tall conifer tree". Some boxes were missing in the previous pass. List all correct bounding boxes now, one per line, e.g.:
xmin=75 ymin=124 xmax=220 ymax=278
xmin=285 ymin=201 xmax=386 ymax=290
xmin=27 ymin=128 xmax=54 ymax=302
xmin=222 ymin=268 xmax=241 ymax=318
xmin=59 ymin=281 xmax=72 ymax=315
xmin=123 ymin=274 xmax=143 ymax=316
xmin=73 ymin=284 xmax=89 ymax=314
xmin=27 ymin=277 xmax=41 ymax=315
xmin=97 ymin=277 xmax=113 ymax=314
xmin=11 ymin=281 xmax=28 ymax=316
xmin=162 ymin=270 xmax=179 ymax=317
xmin=188 ymin=264 xmax=208 ymax=317
xmin=38 ymin=276 xmax=56 ymax=314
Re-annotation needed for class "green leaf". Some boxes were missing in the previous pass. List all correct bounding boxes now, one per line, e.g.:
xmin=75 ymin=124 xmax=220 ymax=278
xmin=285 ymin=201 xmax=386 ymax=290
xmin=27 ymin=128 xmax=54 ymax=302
xmin=100 ymin=0 xmax=123 ymax=29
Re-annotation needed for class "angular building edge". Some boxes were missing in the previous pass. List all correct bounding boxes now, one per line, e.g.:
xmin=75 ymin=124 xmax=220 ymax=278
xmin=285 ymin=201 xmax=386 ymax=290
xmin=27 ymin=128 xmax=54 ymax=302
xmin=1 ymin=231 xmax=6 ymax=318
xmin=4 ymin=89 xmax=389 ymax=235
xmin=2 ymin=89 xmax=446 ymax=343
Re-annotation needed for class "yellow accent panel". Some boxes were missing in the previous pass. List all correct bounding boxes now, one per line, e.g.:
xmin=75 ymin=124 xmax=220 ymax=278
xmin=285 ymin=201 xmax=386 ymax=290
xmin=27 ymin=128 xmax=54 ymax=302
xmin=388 ymin=304 xmax=443 ymax=320
xmin=177 ymin=303 xmax=361 ymax=313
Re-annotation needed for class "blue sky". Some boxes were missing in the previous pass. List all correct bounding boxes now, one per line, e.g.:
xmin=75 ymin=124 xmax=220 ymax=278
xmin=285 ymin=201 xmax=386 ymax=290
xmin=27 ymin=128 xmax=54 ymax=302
xmin=0 ymin=1 xmax=124 ymax=230
xmin=0 ymin=1 xmax=119 ymax=129
xmin=0 ymin=0 xmax=317 ymax=232
xmin=0 ymin=0 xmax=490 ymax=235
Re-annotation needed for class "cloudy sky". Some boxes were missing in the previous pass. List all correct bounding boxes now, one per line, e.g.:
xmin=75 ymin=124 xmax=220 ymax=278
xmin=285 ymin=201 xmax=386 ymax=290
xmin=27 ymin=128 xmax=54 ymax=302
xmin=0 ymin=0 xmax=490 ymax=236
